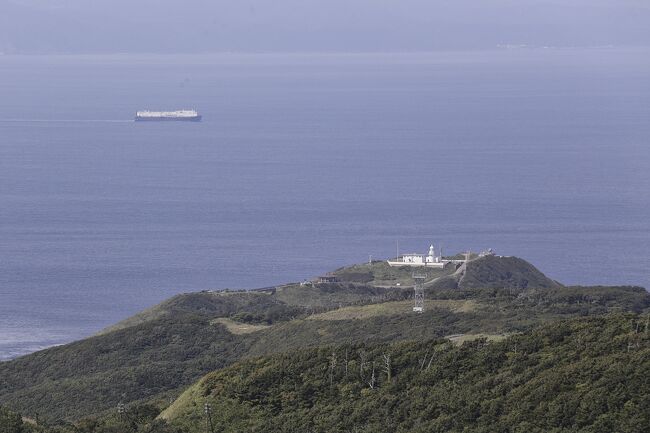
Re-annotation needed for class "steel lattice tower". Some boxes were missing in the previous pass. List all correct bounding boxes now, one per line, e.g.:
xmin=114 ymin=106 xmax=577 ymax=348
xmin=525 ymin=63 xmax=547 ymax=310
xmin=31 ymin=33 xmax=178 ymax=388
xmin=413 ymin=274 xmax=426 ymax=313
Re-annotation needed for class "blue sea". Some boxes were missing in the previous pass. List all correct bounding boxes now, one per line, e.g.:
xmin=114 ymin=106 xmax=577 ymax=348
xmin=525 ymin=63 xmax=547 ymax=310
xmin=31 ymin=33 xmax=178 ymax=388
xmin=1 ymin=49 xmax=649 ymax=360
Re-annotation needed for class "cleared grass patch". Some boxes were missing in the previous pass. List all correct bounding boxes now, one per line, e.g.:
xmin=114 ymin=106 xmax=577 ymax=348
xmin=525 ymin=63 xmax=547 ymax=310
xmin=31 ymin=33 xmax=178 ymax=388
xmin=331 ymin=261 xmax=456 ymax=286
xmin=158 ymin=380 xmax=203 ymax=421
xmin=308 ymin=299 xmax=480 ymax=321
xmin=211 ymin=318 xmax=270 ymax=335
xmin=446 ymin=333 xmax=511 ymax=345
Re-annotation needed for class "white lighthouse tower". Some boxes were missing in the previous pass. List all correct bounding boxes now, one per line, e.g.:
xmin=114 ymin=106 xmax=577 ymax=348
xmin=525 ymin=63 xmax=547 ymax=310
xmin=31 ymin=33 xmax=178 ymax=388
xmin=426 ymin=245 xmax=435 ymax=263
xmin=426 ymin=244 xmax=440 ymax=264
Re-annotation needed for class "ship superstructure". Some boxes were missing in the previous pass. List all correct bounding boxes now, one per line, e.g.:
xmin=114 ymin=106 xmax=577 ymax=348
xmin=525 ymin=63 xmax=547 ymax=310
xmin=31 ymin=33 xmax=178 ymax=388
xmin=135 ymin=110 xmax=202 ymax=121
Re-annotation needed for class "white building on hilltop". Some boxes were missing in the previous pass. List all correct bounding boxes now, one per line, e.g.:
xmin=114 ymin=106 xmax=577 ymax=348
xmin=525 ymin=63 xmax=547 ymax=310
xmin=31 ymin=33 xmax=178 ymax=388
xmin=387 ymin=244 xmax=446 ymax=268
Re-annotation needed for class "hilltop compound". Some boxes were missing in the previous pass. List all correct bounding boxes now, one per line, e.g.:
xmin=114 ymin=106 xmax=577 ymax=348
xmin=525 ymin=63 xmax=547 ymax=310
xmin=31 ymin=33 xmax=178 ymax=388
xmin=387 ymin=244 xmax=493 ymax=268
xmin=387 ymin=245 xmax=446 ymax=268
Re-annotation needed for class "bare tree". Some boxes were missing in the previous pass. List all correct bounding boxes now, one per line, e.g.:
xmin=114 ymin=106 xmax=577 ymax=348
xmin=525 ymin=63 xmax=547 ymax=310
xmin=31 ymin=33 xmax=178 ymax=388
xmin=426 ymin=352 xmax=435 ymax=370
xmin=419 ymin=349 xmax=430 ymax=371
xmin=367 ymin=362 xmax=376 ymax=389
xmin=381 ymin=353 xmax=392 ymax=382
xmin=358 ymin=349 xmax=368 ymax=378
xmin=329 ymin=350 xmax=337 ymax=386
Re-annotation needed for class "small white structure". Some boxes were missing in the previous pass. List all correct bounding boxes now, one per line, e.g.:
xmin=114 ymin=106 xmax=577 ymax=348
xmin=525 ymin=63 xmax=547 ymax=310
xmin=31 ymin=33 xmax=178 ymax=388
xmin=387 ymin=244 xmax=447 ymax=268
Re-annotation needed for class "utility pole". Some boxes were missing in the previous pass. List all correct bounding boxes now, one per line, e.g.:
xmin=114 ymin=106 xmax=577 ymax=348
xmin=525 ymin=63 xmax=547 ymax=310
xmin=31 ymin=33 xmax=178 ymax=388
xmin=329 ymin=350 xmax=337 ymax=386
xmin=204 ymin=403 xmax=215 ymax=433
xmin=117 ymin=403 xmax=137 ymax=433
xmin=117 ymin=403 xmax=125 ymax=423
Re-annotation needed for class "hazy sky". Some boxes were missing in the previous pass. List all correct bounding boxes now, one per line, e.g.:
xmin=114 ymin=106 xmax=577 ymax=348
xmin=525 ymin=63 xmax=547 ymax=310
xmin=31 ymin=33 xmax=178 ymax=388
xmin=1 ymin=0 xmax=650 ymax=53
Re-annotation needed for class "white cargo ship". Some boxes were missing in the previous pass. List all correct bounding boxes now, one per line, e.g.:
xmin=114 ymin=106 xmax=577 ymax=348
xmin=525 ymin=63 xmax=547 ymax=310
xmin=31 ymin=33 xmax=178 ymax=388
xmin=134 ymin=110 xmax=202 ymax=122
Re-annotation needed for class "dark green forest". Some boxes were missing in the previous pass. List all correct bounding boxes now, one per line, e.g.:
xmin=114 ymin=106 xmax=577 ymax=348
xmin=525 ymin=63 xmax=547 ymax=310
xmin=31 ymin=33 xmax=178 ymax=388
xmin=3 ymin=314 xmax=648 ymax=433
xmin=1 ymin=256 xmax=649 ymax=431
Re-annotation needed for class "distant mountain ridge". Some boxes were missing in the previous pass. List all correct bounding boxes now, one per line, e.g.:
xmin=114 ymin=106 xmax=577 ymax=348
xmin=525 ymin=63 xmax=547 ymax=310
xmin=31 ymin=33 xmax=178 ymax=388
xmin=2 ymin=0 xmax=650 ymax=54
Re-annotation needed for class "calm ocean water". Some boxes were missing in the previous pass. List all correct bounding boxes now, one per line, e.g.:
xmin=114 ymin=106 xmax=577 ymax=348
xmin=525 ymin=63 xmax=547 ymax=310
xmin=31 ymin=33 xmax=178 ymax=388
xmin=1 ymin=50 xmax=649 ymax=360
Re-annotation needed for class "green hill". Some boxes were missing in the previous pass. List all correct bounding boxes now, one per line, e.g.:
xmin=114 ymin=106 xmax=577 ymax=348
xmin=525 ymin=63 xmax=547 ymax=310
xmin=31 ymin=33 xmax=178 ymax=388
xmin=458 ymin=255 xmax=560 ymax=290
xmin=162 ymin=314 xmax=650 ymax=433
xmin=0 ymin=256 xmax=648 ymax=423
xmin=100 ymin=290 xmax=304 ymax=334
xmin=0 ymin=405 xmax=27 ymax=433
xmin=331 ymin=254 xmax=560 ymax=292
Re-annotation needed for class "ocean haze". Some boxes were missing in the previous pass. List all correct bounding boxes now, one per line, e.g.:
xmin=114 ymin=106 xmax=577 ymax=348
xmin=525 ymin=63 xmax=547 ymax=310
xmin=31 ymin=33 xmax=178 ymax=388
xmin=1 ymin=1 xmax=650 ymax=53
xmin=1 ymin=48 xmax=649 ymax=359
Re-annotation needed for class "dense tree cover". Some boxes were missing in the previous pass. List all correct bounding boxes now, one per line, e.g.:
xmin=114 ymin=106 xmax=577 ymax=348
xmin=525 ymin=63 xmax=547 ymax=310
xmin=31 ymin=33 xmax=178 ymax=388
xmin=0 ymin=406 xmax=28 ymax=433
xmin=0 ymin=315 xmax=250 ymax=421
xmin=0 ymin=403 xmax=183 ymax=433
xmin=102 ymin=291 xmax=309 ymax=334
xmin=165 ymin=314 xmax=650 ymax=433
xmin=7 ymin=314 xmax=647 ymax=433
xmin=0 ymin=283 xmax=405 ymax=421
xmin=1 ymin=257 xmax=648 ymax=423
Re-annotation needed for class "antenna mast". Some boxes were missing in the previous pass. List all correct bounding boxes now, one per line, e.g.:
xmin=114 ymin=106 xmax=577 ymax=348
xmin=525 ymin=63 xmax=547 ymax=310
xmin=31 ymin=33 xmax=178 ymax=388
xmin=413 ymin=273 xmax=426 ymax=313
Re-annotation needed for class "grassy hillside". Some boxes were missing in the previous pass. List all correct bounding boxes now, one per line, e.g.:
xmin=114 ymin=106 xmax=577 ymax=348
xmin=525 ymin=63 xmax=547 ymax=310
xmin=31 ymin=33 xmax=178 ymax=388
xmin=101 ymin=290 xmax=302 ymax=334
xmin=330 ymin=260 xmax=455 ymax=286
xmin=459 ymin=255 xmax=560 ymax=290
xmin=243 ymin=285 xmax=649 ymax=358
xmin=162 ymin=314 xmax=650 ymax=433
xmin=0 ymin=256 xmax=648 ymax=423
xmin=271 ymin=283 xmax=404 ymax=309
xmin=0 ymin=315 xmax=250 ymax=422
xmin=330 ymin=255 xmax=559 ymax=291
xmin=7 ymin=315 xmax=645 ymax=433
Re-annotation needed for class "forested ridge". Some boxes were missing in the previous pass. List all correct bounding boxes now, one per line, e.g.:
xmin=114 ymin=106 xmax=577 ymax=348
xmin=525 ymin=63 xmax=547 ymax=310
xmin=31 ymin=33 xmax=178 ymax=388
xmin=1 ymin=256 xmax=649 ymax=430
xmin=166 ymin=314 xmax=650 ymax=433
xmin=3 ymin=314 xmax=649 ymax=433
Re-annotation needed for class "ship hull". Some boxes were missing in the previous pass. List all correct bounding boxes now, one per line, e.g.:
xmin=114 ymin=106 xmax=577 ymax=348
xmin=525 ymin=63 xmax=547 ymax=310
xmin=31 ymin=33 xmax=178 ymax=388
xmin=134 ymin=115 xmax=202 ymax=122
